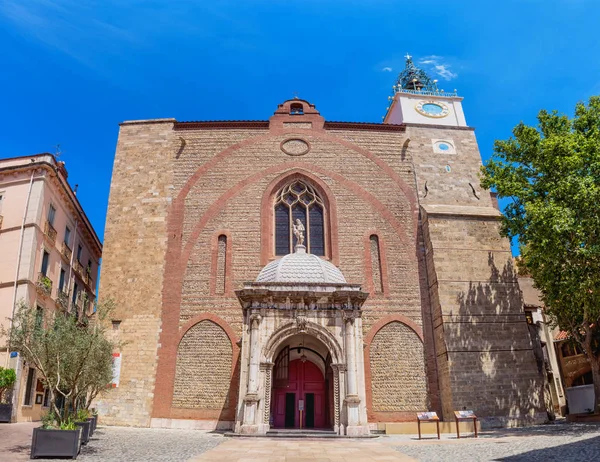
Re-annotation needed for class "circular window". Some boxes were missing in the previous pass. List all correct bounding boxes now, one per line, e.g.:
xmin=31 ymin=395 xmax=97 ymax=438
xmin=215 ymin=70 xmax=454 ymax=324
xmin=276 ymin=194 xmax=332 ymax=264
xmin=281 ymin=138 xmax=310 ymax=156
xmin=438 ymin=143 xmax=450 ymax=151
xmin=445 ymin=165 xmax=452 ymax=173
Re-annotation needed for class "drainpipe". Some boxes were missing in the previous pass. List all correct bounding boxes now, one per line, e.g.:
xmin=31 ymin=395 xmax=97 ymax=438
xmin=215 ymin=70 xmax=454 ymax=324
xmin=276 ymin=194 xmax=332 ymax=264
xmin=6 ymin=169 xmax=35 ymax=368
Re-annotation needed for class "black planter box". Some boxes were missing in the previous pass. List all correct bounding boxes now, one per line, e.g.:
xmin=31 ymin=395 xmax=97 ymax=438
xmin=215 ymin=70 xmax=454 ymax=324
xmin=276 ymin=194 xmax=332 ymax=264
xmin=91 ymin=414 xmax=97 ymax=432
xmin=75 ymin=420 xmax=91 ymax=445
xmin=30 ymin=427 xmax=81 ymax=459
xmin=87 ymin=417 xmax=95 ymax=437
xmin=0 ymin=403 xmax=12 ymax=423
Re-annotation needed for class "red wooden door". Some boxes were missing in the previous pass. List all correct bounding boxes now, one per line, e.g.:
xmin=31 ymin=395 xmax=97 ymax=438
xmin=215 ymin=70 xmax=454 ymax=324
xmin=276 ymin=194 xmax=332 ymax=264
xmin=272 ymin=359 xmax=326 ymax=428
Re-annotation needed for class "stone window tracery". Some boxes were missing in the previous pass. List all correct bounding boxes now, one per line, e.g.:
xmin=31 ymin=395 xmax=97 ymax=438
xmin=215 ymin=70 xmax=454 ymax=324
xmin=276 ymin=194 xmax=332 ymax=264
xmin=274 ymin=180 xmax=325 ymax=256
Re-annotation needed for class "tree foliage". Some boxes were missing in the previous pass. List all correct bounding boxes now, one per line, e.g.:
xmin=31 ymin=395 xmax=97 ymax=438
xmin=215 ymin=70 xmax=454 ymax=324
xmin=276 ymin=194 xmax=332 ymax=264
xmin=481 ymin=95 xmax=600 ymax=410
xmin=0 ymin=366 xmax=17 ymax=403
xmin=1 ymin=300 xmax=117 ymax=424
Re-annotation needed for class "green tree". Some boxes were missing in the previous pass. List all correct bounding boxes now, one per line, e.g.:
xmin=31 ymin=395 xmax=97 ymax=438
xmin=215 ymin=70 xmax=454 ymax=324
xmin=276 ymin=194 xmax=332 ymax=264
xmin=1 ymin=300 xmax=117 ymax=424
xmin=0 ymin=367 xmax=17 ymax=403
xmin=481 ymin=96 xmax=600 ymax=411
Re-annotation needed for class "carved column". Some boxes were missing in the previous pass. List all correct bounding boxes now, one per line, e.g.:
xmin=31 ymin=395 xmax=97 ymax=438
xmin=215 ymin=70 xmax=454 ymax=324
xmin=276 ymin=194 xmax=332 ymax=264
xmin=343 ymin=310 xmax=369 ymax=436
xmin=330 ymin=363 xmax=344 ymax=434
xmin=260 ymin=361 xmax=274 ymax=427
xmin=344 ymin=315 xmax=358 ymax=397
xmin=247 ymin=313 xmax=261 ymax=394
xmin=241 ymin=313 xmax=262 ymax=434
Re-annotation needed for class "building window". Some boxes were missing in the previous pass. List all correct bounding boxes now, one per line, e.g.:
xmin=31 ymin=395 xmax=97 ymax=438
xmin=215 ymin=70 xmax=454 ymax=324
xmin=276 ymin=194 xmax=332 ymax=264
xmin=274 ymin=180 xmax=325 ymax=255
xmin=72 ymin=282 xmax=78 ymax=307
xmin=35 ymin=306 xmax=44 ymax=330
xmin=59 ymin=268 xmax=66 ymax=292
xmin=370 ymin=235 xmax=384 ymax=294
xmin=42 ymin=388 xmax=50 ymax=407
xmin=77 ymin=245 xmax=82 ymax=263
xmin=48 ymin=204 xmax=56 ymax=226
xmin=24 ymin=367 xmax=35 ymax=406
xmin=216 ymin=235 xmax=227 ymax=295
xmin=41 ymin=251 xmax=50 ymax=276
xmin=64 ymin=226 xmax=71 ymax=246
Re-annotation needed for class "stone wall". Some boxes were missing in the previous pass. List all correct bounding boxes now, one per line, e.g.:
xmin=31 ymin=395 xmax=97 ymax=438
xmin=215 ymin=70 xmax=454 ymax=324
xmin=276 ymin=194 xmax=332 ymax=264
xmin=173 ymin=321 xmax=233 ymax=410
xmin=99 ymin=102 xmax=547 ymax=427
xmin=96 ymin=119 xmax=176 ymax=427
xmin=369 ymin=321 xmax=428 ymax=411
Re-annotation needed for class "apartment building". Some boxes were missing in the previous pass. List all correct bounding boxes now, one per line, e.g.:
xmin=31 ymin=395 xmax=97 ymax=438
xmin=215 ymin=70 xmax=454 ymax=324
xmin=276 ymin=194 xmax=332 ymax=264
xmin=0 ymin=153 xmax=102 ymax=422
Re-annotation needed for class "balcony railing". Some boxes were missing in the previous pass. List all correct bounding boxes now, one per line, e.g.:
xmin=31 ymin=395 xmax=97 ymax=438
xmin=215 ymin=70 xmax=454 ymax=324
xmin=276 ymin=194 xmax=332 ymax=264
xmin=74 ymin=260 xmax=84 ymax=278
xmin=56 ymin=290 xmax=69 ymax=310
xmin=36 ymin=273 xmax=53 ymax=297
xmin=84 ymin=269 xmax=93 ymax=288
xmin=61 ymin=242 xmax=72 ymax=262
xmin=44 ymin=221 xmax=57 ymax=244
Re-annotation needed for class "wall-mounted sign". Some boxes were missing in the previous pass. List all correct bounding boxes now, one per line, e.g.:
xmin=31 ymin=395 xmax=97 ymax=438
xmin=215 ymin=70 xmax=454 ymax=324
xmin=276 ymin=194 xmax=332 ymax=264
xmin=111 ymin=352 xmax=122 ymax=388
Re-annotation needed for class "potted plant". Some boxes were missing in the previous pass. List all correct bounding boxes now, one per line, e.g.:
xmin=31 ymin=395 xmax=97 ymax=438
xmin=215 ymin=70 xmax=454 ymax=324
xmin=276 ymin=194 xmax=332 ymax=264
xmin=0 ymin=366 xmax=17 ymax=422
xmin=89 ymin=408 xmax=98 ymax=433
xmin=74 ymin=409 xmax=92 ymax=444
xmin=1 ymin=300 xmax=117 ymax=458
xmin=31 ymin=412 xmax=81 ymax=459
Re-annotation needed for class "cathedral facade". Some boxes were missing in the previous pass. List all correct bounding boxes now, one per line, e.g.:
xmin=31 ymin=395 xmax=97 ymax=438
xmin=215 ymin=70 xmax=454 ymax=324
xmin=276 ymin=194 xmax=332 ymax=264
xmin=97 ymin=58 xmax=546 ymax=433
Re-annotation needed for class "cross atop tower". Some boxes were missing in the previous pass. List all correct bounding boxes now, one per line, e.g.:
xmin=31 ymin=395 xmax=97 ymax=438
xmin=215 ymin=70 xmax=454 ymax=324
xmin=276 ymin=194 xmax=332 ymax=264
xmin=404 ymin=53 xmax=412 ymax=61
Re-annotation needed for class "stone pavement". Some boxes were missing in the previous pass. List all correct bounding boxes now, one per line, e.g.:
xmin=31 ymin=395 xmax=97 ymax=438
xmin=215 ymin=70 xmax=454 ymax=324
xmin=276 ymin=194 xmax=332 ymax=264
xmin=1 ymin=421 xmax=599 ymax=461
xmin=191 ymin=438 xmax=415 ymax=461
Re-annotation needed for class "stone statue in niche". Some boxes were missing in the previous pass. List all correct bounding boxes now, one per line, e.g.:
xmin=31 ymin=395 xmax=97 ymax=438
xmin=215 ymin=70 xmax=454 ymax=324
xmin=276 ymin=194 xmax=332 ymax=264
xmin=293 ymin=219 xmax=305 ymax=247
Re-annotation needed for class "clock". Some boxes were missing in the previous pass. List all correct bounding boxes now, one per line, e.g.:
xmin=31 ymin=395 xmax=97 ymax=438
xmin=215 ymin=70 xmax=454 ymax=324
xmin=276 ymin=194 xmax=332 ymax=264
xmin=416 ymin=100 xmax=450 ymax=118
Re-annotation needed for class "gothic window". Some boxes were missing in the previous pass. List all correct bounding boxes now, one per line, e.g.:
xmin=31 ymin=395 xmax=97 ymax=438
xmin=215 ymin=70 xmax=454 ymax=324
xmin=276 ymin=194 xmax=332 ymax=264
xmin=369 ymin=235 xmax=383 ymax=294
xmin=216 ymin=235 xmax=227 ymax=295
xmin=274 ymin=180 xmax=325 ymax=255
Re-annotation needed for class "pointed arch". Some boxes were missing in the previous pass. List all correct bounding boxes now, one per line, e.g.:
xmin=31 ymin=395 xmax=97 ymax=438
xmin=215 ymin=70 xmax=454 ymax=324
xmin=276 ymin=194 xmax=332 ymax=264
xmin=260 ymin=169 xmax=339 ymax=265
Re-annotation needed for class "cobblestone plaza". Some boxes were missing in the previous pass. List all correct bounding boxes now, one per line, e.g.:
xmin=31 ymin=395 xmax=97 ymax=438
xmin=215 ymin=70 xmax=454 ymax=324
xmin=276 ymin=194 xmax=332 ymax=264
xmin=2 ymin=421 xmax=599 ymax=461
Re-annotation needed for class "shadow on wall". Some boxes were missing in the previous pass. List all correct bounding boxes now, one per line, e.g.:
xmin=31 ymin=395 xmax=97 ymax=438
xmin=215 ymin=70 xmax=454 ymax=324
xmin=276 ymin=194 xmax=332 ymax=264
xmin=219 ymin=355 xmax=241 ymax=428
xmin=451 ymin=253 xmax=547 ymax=425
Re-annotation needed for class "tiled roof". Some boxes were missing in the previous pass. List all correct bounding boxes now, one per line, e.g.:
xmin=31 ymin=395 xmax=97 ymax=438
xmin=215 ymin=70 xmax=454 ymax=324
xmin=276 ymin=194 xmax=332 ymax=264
xmin=554 ymin=331 xmax=569 ymax=341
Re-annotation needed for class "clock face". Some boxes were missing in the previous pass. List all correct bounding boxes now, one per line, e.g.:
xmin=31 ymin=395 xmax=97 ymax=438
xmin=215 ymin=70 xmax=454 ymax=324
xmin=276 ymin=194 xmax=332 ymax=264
xmin=416 ymin=100 xmax=450 ymax=118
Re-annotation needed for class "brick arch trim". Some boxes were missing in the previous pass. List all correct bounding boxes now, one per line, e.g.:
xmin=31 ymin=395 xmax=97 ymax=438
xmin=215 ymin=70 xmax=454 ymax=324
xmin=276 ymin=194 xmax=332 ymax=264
xmin=364 ymin=315 xmax=424 ymax=345
xmin=177 ymin=313 xmax=240 ymax=348
xmin=260 ymin=169 xmax=340 ymax=266
xmin=179 ymin=161 xmax=415 ymax=277
xmin=152 ymin=313 xmax=240 ymax=419
xmin=173 ymin=129 xmax=416 ymax=215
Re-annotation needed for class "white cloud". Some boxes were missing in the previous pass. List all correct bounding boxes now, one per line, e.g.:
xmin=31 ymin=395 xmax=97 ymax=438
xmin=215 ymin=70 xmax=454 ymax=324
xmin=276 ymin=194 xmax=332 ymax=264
xmin=434 ymin=64 xmax=458 ymax=81
xmin=381 ymin=67 xmax=392 ymax=72
xmin=418 ymin=55 xmax=458 ymax=81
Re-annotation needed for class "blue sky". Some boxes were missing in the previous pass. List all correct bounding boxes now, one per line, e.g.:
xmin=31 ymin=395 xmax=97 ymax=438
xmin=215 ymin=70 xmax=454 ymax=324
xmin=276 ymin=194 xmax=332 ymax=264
xmin=1 ymin=0 xmax=599 ymax=246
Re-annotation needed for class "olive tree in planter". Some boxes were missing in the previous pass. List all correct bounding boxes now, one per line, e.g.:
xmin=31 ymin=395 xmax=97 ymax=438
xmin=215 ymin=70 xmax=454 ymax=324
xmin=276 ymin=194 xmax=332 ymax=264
xmin=1 ymin=300 xmax=116 ymax=459
xmin=0 ymin=366 xmax=17 ymax=423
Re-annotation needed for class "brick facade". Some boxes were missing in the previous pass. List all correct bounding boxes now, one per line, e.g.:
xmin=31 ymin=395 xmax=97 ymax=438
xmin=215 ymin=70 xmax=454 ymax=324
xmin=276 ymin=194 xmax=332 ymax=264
xmin=97 ymin=99 xmax=545 ymax=428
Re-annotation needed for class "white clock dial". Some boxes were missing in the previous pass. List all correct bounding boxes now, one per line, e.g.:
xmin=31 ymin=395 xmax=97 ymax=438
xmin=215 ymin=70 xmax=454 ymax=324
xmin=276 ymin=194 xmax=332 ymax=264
xmin=415 ymin=101 xmax=450 ymax=118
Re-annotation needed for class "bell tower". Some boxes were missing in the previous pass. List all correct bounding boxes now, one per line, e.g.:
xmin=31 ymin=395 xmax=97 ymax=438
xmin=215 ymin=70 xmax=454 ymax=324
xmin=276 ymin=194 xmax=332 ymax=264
xmin=383 ymin=54 xmax=467 ymax=128
xmin=385 ymin=55 xmax=547 ymax=425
